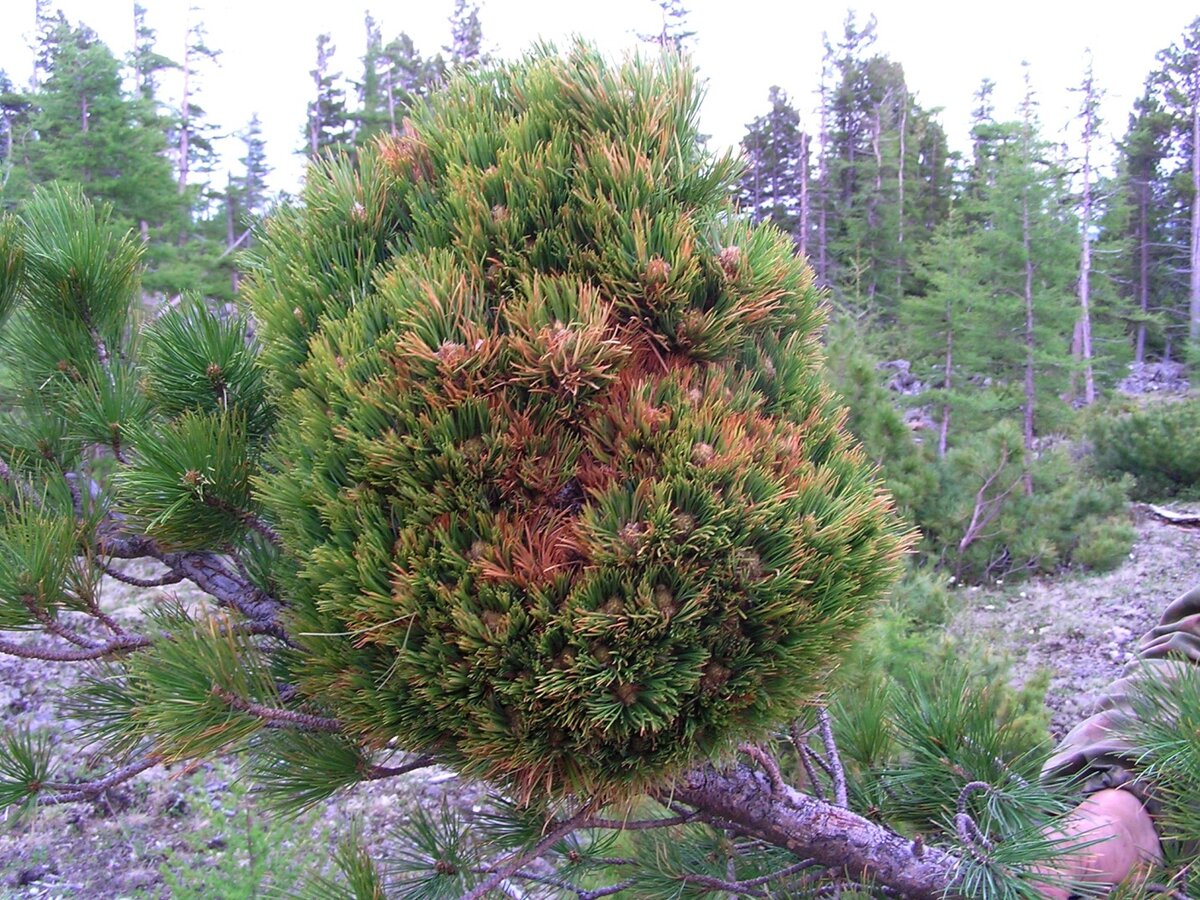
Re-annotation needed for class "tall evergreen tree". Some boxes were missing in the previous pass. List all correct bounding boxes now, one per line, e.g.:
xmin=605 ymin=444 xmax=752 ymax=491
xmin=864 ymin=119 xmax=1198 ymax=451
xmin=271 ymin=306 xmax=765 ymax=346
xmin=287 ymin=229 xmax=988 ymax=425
xmin=0 ymin=72 xmax=32 ymax=204
xmin=354 ymin=12 xmax=388 ymax=145
xmin=1072 ymin=54 xmax=1101 ymax=404
xmin=901 ymin=74 xmax=1078 ymax=466
xmin=379 ymin=33 xmax=437 ymax=133
xmin=739 ymin=87 xmax=809 ymax=250
xmin=445 ymin=0 xmax=483 ymax=67
xmin=26 ymin=19 xmax=176 ymax=230
xmin=304 ymin=33 xmax=350 ymax=158
xmin=1112 ymin=90 xmax=1173 ymax=363
xmin=817 ymin=13 xmax=950 ymax=320
xmin=174 ymin=12 xmax=222 ymax=199
xmin=129 ymin=3 xmax=176 ymax=105
xmin=232 ymin=113 xmax=270 ymax=222
xmin=639 ymin=0 xmax=696 ymax=52
xmin=1153 ymin=18 xmax=1200 ymax=348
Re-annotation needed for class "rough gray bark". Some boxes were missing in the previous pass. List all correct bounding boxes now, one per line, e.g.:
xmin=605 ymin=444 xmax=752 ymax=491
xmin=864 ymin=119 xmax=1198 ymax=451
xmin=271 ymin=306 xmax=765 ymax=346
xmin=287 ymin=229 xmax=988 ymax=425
xmin=670 ymin=762 xmax=963 ymax=899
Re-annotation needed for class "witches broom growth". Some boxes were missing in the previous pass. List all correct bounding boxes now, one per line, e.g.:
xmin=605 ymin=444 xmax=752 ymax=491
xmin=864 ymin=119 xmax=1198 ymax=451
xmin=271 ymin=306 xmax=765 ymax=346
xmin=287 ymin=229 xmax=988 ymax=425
xmin=245 ymin=44 xmax=908 ymax=800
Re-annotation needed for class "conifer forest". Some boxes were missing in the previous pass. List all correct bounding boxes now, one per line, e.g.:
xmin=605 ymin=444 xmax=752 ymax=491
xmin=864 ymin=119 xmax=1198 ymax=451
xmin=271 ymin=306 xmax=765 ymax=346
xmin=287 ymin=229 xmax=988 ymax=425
xmin=1 ymin=1 xmax=1200 ymax=897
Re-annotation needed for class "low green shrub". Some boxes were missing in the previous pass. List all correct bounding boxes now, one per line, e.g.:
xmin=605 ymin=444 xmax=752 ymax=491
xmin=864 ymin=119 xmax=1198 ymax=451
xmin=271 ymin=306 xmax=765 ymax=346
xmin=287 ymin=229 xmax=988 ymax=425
xmin=1088 ymin=397 xmax=1200 ymax=500
xmin=826 ymin=332 xmax=1134 ymax=584
xmin=921 ymin=425 xmax=1133 ymax=582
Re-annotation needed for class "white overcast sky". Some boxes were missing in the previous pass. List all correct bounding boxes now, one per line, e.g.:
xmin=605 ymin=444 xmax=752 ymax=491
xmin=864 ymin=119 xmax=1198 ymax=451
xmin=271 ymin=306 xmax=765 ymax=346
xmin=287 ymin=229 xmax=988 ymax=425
xmin=2 ymin=1 xmax=1197 ymax=194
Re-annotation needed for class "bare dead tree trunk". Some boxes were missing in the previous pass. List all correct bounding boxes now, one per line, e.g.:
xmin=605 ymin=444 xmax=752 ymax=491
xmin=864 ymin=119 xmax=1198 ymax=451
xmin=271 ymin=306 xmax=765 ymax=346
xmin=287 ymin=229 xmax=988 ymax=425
xmin=226 ymin=175 xmax=240 ymax=295
xmin=1076 ymin=60 xmax=1097 ymax=404
xmin=897 ymin=99 xmax=907 ymax=303
xmin=1190 ymin=86 xmax=1200 ymax=344
xmin=939 ymin=325 xmax=952 ymax=458
xmin=1020 ymin=77 xmax=1037 ymax=497
xmin=178 ymin=35 xmax=190 ymax=196
xmin=797 ymin=131 xmax=810 ymax=260
xmin=385 ymin=67 xmax=397 ymax=135
xmin=1136 ymin=174 xmax=1150 ymax=364
xmin=1022 ymin=186 xmax=1036 ymax=497
xmin=816 ymin=56 xmax=830 ymax=287
xmin=867 ymin=102 xmax=883 ymax=304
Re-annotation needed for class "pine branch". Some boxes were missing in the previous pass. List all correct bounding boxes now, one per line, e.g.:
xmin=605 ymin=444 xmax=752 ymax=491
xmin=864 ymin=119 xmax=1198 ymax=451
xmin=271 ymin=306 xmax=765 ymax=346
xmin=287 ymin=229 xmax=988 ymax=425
xmin=673 ymin=871 xmax=767 ymax=897
xmin=576 ymin=881 xmax=639 ymax=900
xmin=0 ymin=633 xmax=151 ymax=661
xmin=364 ymin=754 xmax=437 ymax=780
xmin=200 ymin=492 xmax=282 ymax=547
xmin=99 ymin=561 xmax=184 ymax=588
xmin=582 ymin=811 xmax=699 ymax=831
xmin=473 ymin=868 xmax=636 ymax=900
xmin=209 ymin=685 xmax=342 ymax=733
xmin=98 ymin=530 xmax=280 ymax=624
xmin=461 ymin=809 xmax=595 ymax=900
xmin=38 ymin=754 xmax=161 ymax=805
xmin=740 ymin=743 xmax=789 ymax=794
xmin=817 ymin=707 xmax=848 ymax=808
xmin=791 ymin=721 xmax=828 ymax=802
xmin=668 ymin=762 xmax=964 ymax=899
xmin=955 ymin=782 xmax=997 ymax=865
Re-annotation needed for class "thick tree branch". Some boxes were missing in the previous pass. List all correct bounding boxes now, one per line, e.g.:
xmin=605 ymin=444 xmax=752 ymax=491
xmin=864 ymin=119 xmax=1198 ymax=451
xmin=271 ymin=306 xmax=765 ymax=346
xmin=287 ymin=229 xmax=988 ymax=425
xmin=668 ymin=762 xmax=963 ymax=900
xmin=98 ymin=529 xmax=281 ymax=624
xmin=38 ymin=754 xmax=162 ymax=805
xmin=0 ymin=633 xmax=151 ymax=661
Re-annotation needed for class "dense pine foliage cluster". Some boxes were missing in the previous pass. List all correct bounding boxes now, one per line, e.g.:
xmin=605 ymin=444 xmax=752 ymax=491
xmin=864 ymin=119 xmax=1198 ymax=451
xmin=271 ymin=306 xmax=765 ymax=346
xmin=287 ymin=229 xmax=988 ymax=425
xmin=244 ymin=47 xmax=906 ymax=798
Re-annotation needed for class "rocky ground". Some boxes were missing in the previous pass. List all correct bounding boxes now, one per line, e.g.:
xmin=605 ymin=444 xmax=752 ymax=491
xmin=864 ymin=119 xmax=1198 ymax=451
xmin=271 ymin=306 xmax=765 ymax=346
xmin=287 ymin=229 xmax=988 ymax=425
xmin=0 ymin=508 xmax=1197 ymax=898
xmin=950 ymin=506 xmax=1200 ymax=741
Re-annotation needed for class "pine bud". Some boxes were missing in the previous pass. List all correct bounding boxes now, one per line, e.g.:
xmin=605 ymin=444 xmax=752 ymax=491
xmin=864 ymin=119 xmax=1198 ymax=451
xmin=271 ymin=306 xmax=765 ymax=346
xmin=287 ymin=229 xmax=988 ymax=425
xmin=654 ymin=584 xmax=677 ymax=618
xmin=613 ymin=682 xmax=639 ymax=706
xmin=619 ymin=521 xmax=647 ymax=548
xmin=644 ymin=256 xmax=671 ymax=287
xmin=718 ymin=245 xmax=741 ymax=279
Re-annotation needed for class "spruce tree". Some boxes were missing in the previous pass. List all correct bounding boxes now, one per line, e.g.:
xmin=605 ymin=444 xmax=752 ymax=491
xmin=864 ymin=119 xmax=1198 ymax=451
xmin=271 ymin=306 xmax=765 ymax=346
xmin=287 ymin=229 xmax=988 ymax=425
xmin=0 ymin=46 xmax=1126 ymax=898
xmin=1148 ymin=17 xmax=1200 ymax=352
xmin=445 ymin=0 xmax=484 ymax=67
xmin=1110 ymin=89 xmax=1174 ymax=363
xmin=0 ymin=71 xmax=32 ymax=205
xmin=816 ymin=12 xmax=950 ymax=321
xmin=26 ymin=19 xmax=177 ymax=230
xmin=304 ymin=33 xmax=350 ymax=158
xmin=739 ymin=86 xmax=809 ymax=248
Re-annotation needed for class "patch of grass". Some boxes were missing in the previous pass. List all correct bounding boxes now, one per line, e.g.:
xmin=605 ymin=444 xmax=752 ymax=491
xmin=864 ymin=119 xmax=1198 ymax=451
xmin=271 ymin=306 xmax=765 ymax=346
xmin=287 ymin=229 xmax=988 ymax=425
xmin=158 ymin=771 xmax=330 ymax=899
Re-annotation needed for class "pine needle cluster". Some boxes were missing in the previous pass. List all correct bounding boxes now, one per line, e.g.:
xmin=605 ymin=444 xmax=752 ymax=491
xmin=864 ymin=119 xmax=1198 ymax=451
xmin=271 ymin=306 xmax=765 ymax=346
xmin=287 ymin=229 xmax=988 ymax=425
xmin=245 ymin=44 xmax=909 ymax=800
